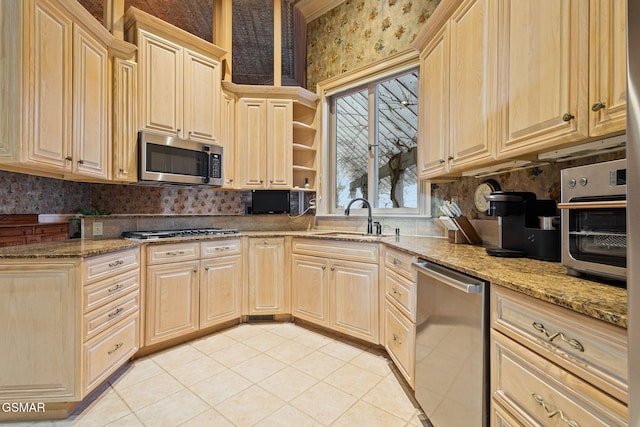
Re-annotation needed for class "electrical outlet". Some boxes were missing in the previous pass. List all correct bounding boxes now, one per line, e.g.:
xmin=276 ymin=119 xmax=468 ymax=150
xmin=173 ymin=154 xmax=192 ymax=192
xmin=93 ymin=222 xmax=103 ymax=236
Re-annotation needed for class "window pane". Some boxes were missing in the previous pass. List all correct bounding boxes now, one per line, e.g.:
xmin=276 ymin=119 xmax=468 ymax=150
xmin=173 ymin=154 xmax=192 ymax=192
xmin=375 ymin=71 xmax=418 ymax=208
xmin=334 ymin=89 xmax=369 ymax=209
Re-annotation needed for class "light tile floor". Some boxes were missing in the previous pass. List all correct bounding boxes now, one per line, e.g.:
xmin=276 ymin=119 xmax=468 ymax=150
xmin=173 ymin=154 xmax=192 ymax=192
xmin=16 ymin=322 xmax=425 ymax=426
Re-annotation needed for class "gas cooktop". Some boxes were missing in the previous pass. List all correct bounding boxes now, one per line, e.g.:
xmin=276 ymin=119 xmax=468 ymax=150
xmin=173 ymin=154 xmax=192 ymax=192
xmin=121 ymin=228 xmax=240 ymax=240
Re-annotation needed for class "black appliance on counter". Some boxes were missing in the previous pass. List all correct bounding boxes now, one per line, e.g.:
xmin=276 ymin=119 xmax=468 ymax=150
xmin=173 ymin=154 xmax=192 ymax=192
xmin=250 ymin=190 xmax=291 ymax=214
xmin=485 ymin=191 xmax=560 ymax=261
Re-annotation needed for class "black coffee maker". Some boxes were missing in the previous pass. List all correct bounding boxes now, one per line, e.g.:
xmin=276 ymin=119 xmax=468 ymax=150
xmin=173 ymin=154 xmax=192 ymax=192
xmin=485 ymin=191 xmax=560 ymax=261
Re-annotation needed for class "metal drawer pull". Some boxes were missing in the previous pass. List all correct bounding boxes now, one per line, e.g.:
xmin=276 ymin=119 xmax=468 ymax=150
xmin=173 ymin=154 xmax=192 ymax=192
xmin=165 ymin=251 xmax=185 ymax=256
xmin=108 ymin=260 xmax=124 ymax=268
xmin=393 ymin=258 xmax=402 ymax=265
xmin=392 ymin=334 xmax=402 ymax=345
xmin=107 ymin=342 xmax=124 ymax=355
xmin=107 ymin=283 xmax=124 ymax=293
xmin=392 ymin=287 xmax=402 ymax=296
xmin=108 ymin=307 xmax=124 ymax=318
xmin=214 ymin=246 xmax=231 ymax=251
xmin=532 ymin=322 xmax=584 ymax=352
xmin=532 ymin=393 xmax=579 ymax=427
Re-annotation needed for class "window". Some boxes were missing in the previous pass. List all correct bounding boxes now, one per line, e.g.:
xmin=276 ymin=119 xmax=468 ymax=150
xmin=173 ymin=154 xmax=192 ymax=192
xmin=331 ymin=68 xmax=419 ymax=213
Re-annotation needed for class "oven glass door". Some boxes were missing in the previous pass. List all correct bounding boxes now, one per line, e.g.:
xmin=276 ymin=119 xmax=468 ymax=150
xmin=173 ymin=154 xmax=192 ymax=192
xmin=567 ymin=196 xmax=626 ymax=268
xmin=146 ymin=143 xmax=208 ymax=180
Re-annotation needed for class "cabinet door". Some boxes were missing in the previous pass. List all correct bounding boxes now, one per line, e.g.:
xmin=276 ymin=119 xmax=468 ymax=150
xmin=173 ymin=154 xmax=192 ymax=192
xmin=146 ymin=260 xmax=199 ymax=345
xmin=247 ymin=238 xmax=288 ymax=315
xmin=236 ymin=98 xmax=267 ymax=189
xmin=418 ymin=25 xmax=449 ymax=179
xmin=330 ymin=260 xmax=379 ymax=344
xmin=497 ymin=0 xmax=589 ymax=157
xmin=27 ymin=0 xmax=73 ymax=171
xmin=220 ymin=90 xmax=236 ymax=188
xmin=291 ymin=254 xmax=329 ymax=327
xmin=266 ymin=99 xmax=293 ymax=189
xmin=200 ymin=255 xmax=242 ymax=328
xmin=73 ymin=24 xmax=109 ymax=179
xmin=589 ymin=0 xmax=626 ymax=136
xmin=184 ymin=49 xmax=221 ymax=143
xmin=139 ymin=30 xmax=183 ymax=137
xmin=0 ymin=263 xmax=79 ymax=401
xmin=113 ymin=57 xmax=138 ymax=181
xmin=448 ymin=0 xmax=496 ymax=170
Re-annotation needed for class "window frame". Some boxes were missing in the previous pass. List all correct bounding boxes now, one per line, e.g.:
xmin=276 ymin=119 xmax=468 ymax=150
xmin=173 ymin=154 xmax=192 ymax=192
xmin=316 ymin=49 xmax=427 ymax=217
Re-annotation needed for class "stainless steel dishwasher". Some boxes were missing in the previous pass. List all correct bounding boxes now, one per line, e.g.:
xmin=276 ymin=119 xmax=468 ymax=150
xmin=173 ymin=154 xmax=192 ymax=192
xmin=412 ymin=259 xmax=489 ymax=427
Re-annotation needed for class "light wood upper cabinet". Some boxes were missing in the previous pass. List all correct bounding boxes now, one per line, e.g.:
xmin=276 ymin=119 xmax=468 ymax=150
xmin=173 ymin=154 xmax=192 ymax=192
xmin=28 ymin=0 xmax=74 ymax=172
xmin=418 ymin=25 xmax=449 ymax=178
xmin=496 ymin=0 xmax=590 ymax=158
xmin=220 ymin=89 xmax=237 ymax=188
xmin=73 ymin=24 xmax=109 ymax=179
xmin=138 ymin=30 xmax=183 ymax=137
xmin=237 ymin=98 xmax=268 ymax=188
xmin=417 ymin=0 xmax=496 ymax=178
xmin=112 ymin=55 xmax=138 ymax=182
xmin=125 ymin=7 xmax=225 ymax=143
xmin=589 ymin=0 xmax=627 ymax=136
xmin=247 ymin=237 xmax=289 ymax=315
xmin=236 ymin=98 xmax=293 ymax=189
xmin=266 ymin=100 xmax=293 ymax=189
xmin=449 ymin=0 xmax=497 ymax=169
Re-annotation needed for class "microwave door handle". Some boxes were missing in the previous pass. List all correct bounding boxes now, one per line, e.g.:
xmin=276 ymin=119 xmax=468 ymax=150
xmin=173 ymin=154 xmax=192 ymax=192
xmin=203 ymin=147 xmax=211 ymax=184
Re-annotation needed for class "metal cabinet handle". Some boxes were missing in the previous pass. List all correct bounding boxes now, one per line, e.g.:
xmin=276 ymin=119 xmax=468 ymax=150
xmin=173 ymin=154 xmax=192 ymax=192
xmin=108 ymin=307 xmax=124 ymax=319
xmin=107 ymin=342 xmax=124 ymax=355
xmin=532 ymin=393 xmax=579 ymax=427
xmin=392 ymin=334 xmax=402 ymax=345
xmin=176 ymin=129 xmax=181 ymax=136
xmin=165 ymin=251 xmax=185 ymax=256
xmin=393 ymin=258 xmax=402 ymax=266
xmin=263 ymin=240 xmax=268 ymax=244
xmin=439 ymin=159 xmax=445 ymax=164
xmin=193 ymin=268 xmax=198 ymax=273
xmin=591 ymin=101 xmax=606 ymax=112
xmin=64 ymin=156 xmax=73 ymax=161
xmin=447 ymin=156 xmax=454 ymax=161
xmin=205 ymin=266 xmax=210 ymax=271
xmin=322 ymin=266 xmax=326 ymax=270
xmin=532 ymin=322 xmax=584 ymax=352
xmin=392 ymin=287 xmax=402 ymax=296
xmin=330 ymin=267 xmax=335 ymax=271
xmin=562 ymin=113 xmax=575 ymax=122
xmin=107 ymin=283 xmax=124 ymax=293
xmin=188 ymin=130 xmax=193 ymax=138
xmin=77 ymin=159 xmax=84 ymax=165
xmin=109 ymin=260 xmax=124 ymax=268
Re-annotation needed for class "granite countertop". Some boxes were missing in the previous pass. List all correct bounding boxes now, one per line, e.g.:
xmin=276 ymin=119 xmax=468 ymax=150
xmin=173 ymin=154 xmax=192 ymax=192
xmin=0 ymin=239 xmax=139 ymax=258
xmin=0 ymin=232 xmax=627 ymax=328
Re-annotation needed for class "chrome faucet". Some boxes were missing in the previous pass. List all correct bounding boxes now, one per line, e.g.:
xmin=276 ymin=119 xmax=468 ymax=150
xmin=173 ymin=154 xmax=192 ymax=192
xmin=344 ymin=198 xmax=373 ymax=234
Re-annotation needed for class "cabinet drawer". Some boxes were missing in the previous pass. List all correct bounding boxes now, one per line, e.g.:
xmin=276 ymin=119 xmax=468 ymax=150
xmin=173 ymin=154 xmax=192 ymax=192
xmin=34 ymin=223 xmax=68 ymax=235
xmin=83 ymin=290 xmax=139 ymax=341
xmin=83 ymin=314 xmax=139 ymax=394
xmin=201 ymin=238 xmax=242 ymax=258
xmin=146 ymin=242 xmax=199 ymax=265
xmin=0 ymin=226 xmax=32 ymax=237
xmin=384 ymin=301 xmax=415 ymax=388
xmin=82 ymin=248 xmax=140 ymax=284
xmin=84 ymin=270 xmax=139 ymax=313
xmin=491 ymin=330 xmax=627 ymax=426
xmin=292 ymin=238 xmax=378 ymax=263
xmin=385 ymin=247 xmax=415 ymax=280
xmin=384 ymin=269 xmax=416 ymax=321
xmin=491 ymin=286 xmax=628 ymax=403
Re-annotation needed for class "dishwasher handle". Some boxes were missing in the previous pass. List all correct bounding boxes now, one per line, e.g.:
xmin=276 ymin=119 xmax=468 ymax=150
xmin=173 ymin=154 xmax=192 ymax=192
xmin=413 ymin=260 xmax=485 ymax=294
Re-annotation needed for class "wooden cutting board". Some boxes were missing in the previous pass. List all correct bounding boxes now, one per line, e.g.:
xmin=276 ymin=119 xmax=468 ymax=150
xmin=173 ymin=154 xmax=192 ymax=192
xmin=452 ymin=216 xmax=482 ymax=244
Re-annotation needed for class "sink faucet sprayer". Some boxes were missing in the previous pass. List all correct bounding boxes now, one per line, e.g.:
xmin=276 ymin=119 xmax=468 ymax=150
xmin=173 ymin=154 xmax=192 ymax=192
xmin=344 ymin=198 xmax=375 ymax=234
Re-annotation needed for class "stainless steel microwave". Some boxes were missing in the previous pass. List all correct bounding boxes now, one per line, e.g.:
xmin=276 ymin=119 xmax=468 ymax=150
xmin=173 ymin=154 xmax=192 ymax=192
xmin=138 ymin=131 xmax=223 ymax=186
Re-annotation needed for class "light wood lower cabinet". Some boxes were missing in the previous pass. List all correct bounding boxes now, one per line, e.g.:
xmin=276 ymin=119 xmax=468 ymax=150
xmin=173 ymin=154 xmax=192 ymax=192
xmin=247 ymin=237 xmax=289 ymax=315
xmin=144 ymin=240 xmax=243 ymax=346
xmin=491 ymin=286 xmax=628 ymax=426
xmin=0 ymin=247 xmax=140 ymax=421
xmin=291 ymin=238 xmax=379 ymax=344
xmin=146 ymin=260 xmax=200 ymax=345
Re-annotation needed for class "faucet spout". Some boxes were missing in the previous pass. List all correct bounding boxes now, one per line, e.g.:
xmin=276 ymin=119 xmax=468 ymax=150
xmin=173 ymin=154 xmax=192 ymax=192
xmin=344 ymin=198 xmax=373 ymax=234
